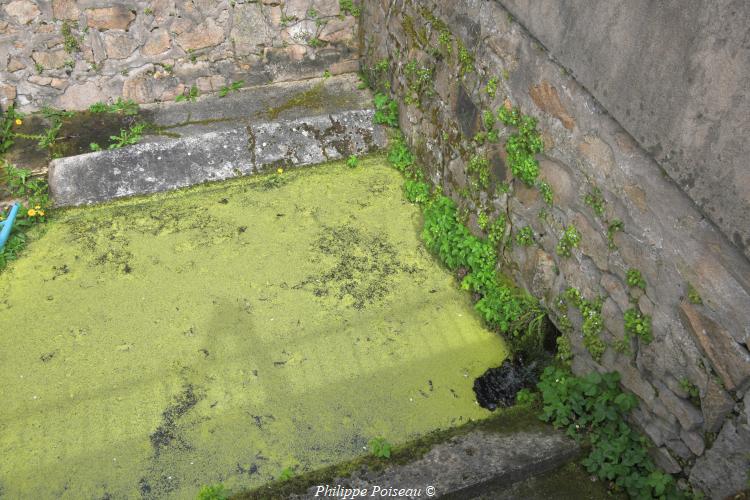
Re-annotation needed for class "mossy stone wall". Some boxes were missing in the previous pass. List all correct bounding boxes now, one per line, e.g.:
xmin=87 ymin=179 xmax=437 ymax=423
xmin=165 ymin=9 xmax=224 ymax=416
xmin=360 ymin=0 xmax=750 ymax=496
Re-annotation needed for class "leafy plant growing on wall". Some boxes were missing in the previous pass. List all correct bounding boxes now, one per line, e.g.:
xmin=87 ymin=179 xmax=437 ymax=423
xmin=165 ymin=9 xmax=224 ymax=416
xmin=556 ymin=225 xmax=581 ymax=257
xmin=373 ymin=93 xmax=399 ymax=127
xmin=497 ymin=106 xmax=543 ymax=186
xmin=538 ymin=368 xmax=682 ymax=498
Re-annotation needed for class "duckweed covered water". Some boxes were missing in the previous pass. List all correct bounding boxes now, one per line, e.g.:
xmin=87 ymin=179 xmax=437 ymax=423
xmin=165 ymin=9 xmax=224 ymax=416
xmin=0 ymin=156 xmax=508 ymax=498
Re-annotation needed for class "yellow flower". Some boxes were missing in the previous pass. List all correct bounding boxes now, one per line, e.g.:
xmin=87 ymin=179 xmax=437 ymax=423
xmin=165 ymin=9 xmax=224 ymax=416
xmin=35 ymin=205 xmax=41 ymax=209
xmin=38 ymin=210 xmax=45 ymax=216
xmin=15 ymin=118 xmax=22 ymax=126
xmin=27 ymin=208 xmax=37 ymax=217
xmin=277 ymin=168 xmax=284 ymax=174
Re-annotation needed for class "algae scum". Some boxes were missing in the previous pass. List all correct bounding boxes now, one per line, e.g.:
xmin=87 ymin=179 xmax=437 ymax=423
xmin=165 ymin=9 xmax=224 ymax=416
xmin=0 ymin=157 xmax=507 ymax=499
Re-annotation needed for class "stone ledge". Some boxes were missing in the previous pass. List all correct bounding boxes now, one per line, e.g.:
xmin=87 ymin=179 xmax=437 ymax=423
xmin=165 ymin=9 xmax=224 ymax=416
xmin=286 ymin=430 xmax=580 ymax=499
xmin=48 ymin=109 xmax=387 ymax=207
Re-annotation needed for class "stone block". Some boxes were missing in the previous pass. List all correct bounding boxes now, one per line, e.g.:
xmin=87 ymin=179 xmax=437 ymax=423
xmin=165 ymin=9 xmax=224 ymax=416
xmin=143 ymin=29 xmax=172 ymax=56
xmin=690 ymin=420 xmax=750 ymax=498
xmin=656 ymin=382 xmax=703 ymax=431
xmin=680 ymin=301 xmax=750 ymax=392
xmin=649 ymin=446 xmax=681 ymax=474
xmin=103 ymin=32 xmax=139 ymax=59
xmin=701 ymin=378 xmax=735 ymax=433
xmin=176 ymin=18 xmax=225 ymax=51
xmin=4 ymin=0 xmax=40 ymax=25
xmin=86 ymin=6 xmax=136 ymax=31
xmin=55 ymin=81 xmax=105 ymax=110
xmin=529 ymin=81 xmax=575 ymax=130
xmin=52 ymin=0 xmax=80 ymax=21
xmin=32 ymin=50 xmax=68 ymax=69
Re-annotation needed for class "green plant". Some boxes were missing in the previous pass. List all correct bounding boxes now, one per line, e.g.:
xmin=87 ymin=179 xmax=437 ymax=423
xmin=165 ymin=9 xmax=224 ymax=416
xmin=486 ymin=76 xmax=499 ymax=98
xmin=88 ymin=97 xmax=139 ymax=115
xmin=556 ymin=225 xmax=580 ymax=257
xmin=35 ymin=62 xmax=44 ymax=74
xmin=679 ymin=378 xmax=700 ymax=407
xmin=515 ymin=388 xmax=537 ymax=405
xmin=196 ymin=483 xmax=228 ymax=500
xmin=487 ymin=215 xmax=506 ymax=247
xmin=516 ymin=226 xmax=534 ymax=246
xmin=607 ymin=219 xmax=623 ymax=249
xmin=584 ymin=186 xmax=606 ymax=217
xmin=368 ymin=437 xmax=392 ymax=458
xmin=89 ymin=142 xmax=102 ymax=152
xmin=562 ymin=288 xmax=605 ymax=361
xmin=144 ymin=7 xmax=153 ymax=15
xmin=403 ymin=179 xmax=430 ymax=204
xmin=387 ymin=137 xmax=546 ymax=361
xmin=1 ymin=105 xmax=21 ymax=155
xmin=373 ymin=93 xmax=398 ymax=127
xmin=457 ymin=43 xmax=474 ymax=75
xmin=403 ymin=61 xmax=434 ymax=106
xmin=346 ymin=154 xmax=358 ymax=168
xmin=339 ymin=0 xmax=360 ymax=17
xmin=538 ymin=368 xmax=681 ymax=499
xmin=555 ymin=333 xmax=573 ymax=366
xmin=14 ymin=119 xmax=63 ymax=151
xmin=497 ymin=107 xmax=543 ymax=186
xmin=477 ymin=210 xmax=489 ymax=230
xmin=626 ymin=268 xmax=646 ymax=290
xmin=537 ymin=180 xmax=553 ymax=206
xmin=308 ymin=36 xmax=324 ymax=48
xmin=624 ymin=308 xmax=652 ymax=343
xmin=61 ymin=21 xmax=80 ymax=53
xmin=387 ymin=135 xmax=414 ymax=172
xmin=218 ymin=80 xmax=244 ymax=97
xmin=279 ymin=466 xmax=295 ymax=481
xmin=108 ymin=123 xmax=145 ymax=149
xmin=467 ymin=155 xmax=490 ymax=189
xmin=176 ymin=85 xmax=199 ymax=103
xmin=687 ymin=283 xmax=702 ymax=305
xmin=482 ymin=110 xmax=496 ymax=130
xmin=1 ymin=161 xmax=50 ymax=272
xmin=438 ymin=31 xmax=453 ymax=55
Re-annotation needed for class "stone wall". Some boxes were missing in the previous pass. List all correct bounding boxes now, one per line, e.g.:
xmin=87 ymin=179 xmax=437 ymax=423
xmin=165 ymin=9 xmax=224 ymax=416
xmin=361 ymin=0 xmax=750 ymax=497
xmin=0 ymin=0 xmax=359 ymax=111
xmin=498 ymin=0 xmax=750 ymax=263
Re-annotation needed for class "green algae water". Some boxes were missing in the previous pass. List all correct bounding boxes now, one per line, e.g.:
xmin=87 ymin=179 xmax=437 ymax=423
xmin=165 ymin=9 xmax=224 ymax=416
xmin=0 ymin=156 xmax=507 ymax=499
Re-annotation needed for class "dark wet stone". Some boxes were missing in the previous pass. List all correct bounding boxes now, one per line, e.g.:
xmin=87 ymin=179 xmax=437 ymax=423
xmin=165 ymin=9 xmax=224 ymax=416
xmin=473 ymin=360 xmax=538 ymax=411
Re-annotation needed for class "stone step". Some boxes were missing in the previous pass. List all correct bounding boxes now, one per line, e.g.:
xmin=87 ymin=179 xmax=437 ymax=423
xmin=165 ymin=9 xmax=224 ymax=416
xmin=242 ymin=426 xmax=583 ymax=499
xmin=48 ymin=75 xmax=387 ymax=207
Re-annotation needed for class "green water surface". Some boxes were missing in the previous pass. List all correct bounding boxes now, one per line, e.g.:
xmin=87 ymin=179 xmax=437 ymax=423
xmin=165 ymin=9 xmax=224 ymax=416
xmin=0 ymin=156 xmax=507 ymax=499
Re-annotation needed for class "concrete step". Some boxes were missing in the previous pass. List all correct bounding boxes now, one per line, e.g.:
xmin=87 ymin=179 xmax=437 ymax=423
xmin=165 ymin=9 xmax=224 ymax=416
xmin=48 ymin=74 xmax=387 ymax=207
xmin=242 ymin=422 xmax=584 ymax=499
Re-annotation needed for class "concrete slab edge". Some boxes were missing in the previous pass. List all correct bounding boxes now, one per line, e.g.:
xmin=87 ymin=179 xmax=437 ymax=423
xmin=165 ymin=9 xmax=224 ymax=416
xmin=49 ymin=109 xmax=387 ymax=207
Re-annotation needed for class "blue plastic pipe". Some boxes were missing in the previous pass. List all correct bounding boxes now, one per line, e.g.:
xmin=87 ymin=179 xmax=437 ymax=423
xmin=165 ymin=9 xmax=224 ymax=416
xmin=0 ymin=203 xmax=20 ymax=251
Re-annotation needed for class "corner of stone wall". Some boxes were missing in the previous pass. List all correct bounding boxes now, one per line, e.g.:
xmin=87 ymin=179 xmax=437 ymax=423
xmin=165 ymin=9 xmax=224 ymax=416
xmin=360 ymin=0 xmax=750 ymax=497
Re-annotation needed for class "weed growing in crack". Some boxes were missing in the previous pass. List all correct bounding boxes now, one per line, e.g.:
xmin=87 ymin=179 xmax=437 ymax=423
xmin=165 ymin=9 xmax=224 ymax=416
xmin=368 ymin=437 xmax=392 ymax=459
xmin=626 ymin=268 xmax=646 ymax=290
xmin=516 ymin=226 xmax=534 ymax=246
xmin=219 ymin=80 xmax=244 ymax=97
xmin=373 ymin=93 xmax=399 ymax=127
xmin=497 ymin=106 xmax=543 ymax=186
xmin=108 ymin=123 xmax=145 ymax=149
xmin=624 ymin=308 xmax=652 ymax=343
xmin=556 ymin=225 xmax=580 ymax=257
